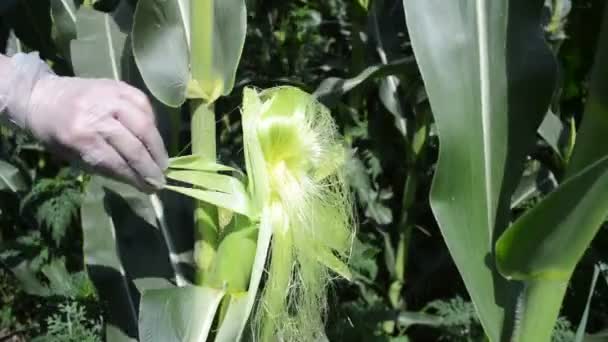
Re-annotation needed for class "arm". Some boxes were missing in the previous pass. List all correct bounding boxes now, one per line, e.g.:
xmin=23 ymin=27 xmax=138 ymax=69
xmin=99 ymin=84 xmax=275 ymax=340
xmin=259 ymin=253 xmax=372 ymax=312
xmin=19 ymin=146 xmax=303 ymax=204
xmin=0 ymin=52 xmax=168 ymax=192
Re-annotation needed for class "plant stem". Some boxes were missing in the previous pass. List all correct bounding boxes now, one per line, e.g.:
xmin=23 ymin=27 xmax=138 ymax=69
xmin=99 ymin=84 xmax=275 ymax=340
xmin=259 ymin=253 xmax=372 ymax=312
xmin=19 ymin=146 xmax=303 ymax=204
xmin=512 ymin=279 xmax=568 ymax=342
xmin=190 ymin=100 xmax=220 ymax=284
xmin=168 ymin=107 xmax=182 ymax=156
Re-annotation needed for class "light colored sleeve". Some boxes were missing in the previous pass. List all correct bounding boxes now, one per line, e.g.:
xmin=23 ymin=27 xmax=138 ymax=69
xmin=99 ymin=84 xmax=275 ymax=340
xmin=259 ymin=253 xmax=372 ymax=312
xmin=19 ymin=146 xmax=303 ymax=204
xmin=0 ymin=52 xmax=53 ymax=128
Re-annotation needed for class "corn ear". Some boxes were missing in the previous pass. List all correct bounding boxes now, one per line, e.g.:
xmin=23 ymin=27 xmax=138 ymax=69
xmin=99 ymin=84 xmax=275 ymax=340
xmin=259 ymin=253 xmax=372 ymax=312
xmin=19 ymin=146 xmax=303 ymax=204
xmin=245 ymin=87 xmax=354 ymax=341
xmin=163 ymin=86 xmax=354 ymax=341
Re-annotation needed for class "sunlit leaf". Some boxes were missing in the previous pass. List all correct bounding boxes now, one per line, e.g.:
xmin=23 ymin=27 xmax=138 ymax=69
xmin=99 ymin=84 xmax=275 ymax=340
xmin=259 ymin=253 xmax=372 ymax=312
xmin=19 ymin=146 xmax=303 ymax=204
xmin=213 ymin=207 xmax=273 ymax=342
xmin=168 ymin=155 xmax=240 ymax=173
xmin=82 ymin=177 xmax=181 ymax=340
xmin=403 ymin=0 xmax=557 ymax=340
xmin=139 ymin=286 xmax=225 ymax=342
xmin=495 ymin=6 xmax=608 ymax=340
xmin=50 ymin=0 xmax=78 ymax=58
xmin=70 ymin=5 xmax=130 ymax=79
xmin=165 ymin=185 xmax=251 ymax=217
xmin=166 ymin=170 xmax=248 ymax=196
xmin=0 ymin=160 xmax=26 ymax=193
xmin=190 ymin=0 xmax=247 ymax=103
xmin=132 ymin=0 xmax=190 ymax=107
xmin=574 ymin=265 xmax=600 ymax=342
xmin=538 ymin=111 xmax=569 ymax=160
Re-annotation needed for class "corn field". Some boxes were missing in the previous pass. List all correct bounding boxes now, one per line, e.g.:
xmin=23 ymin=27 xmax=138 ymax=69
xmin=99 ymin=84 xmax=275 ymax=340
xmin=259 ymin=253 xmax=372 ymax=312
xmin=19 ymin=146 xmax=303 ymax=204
xmin=1 ymin=0 xmax=608 ymax=341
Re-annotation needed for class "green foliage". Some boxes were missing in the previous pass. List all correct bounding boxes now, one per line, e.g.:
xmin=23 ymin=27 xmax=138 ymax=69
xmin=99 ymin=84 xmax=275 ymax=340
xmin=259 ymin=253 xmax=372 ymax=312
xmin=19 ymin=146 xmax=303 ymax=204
xmin=424 ymin=297 xmax=482 ymax=341
xmin=552 ymin=318 xmax=576 ymax=342
xmin=20 ymin=170 xmax=82 ymax=247
xmin=32 ymin=301 xmax=102 ymax=342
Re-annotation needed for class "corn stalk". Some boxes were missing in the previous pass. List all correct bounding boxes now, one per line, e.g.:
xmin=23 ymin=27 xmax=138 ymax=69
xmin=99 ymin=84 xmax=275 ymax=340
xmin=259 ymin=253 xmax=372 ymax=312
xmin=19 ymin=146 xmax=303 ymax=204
xmin=131 ymin=0 xmax=355 ymax=341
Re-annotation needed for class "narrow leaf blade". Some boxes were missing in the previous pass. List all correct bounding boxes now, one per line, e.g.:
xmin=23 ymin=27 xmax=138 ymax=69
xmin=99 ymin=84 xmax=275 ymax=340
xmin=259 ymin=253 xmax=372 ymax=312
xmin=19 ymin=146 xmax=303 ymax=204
xmin=165 ymin=185 xmax=251 ymax=217
xmin=402 ymin=0 xmax=556 ymax=339
xmin=139 ymin=286 xmax=225 ymax=342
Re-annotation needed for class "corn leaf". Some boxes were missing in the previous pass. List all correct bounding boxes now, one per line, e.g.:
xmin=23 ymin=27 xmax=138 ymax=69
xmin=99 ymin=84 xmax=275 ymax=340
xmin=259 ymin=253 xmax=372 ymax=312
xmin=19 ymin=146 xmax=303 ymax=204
xmin=166 ymin=170 xmax=248 ymax=197
xmin=168 ymin=155 xmax=240 ymax=173
xmin=70 ymin=5 xmax=130 ymax=80
xmin=132 ymin=0 xmax=190 ymax=107
xmin=82 ymin=177 xmax=182 ymax=341
xmin=574 ymin=266 xmax=600 ymax=342
xmin=402 ymin=0 xmax=556 ymax=340
xmin=204 ymin=222 xmax=257 ymax=292
xmin=538 ymin=111 xmax=569 ymax=160
xmin=190 ymin=0 xmax=247 ymax=103
xmin=50 ymin=0 xmax=77 ymax=58
xmin=242 ymin=88 xmax=270 ymax=209
xmin=165 ymin=185 xmax=252 ymax=217
xmin=139 ymin=286 xmax=225 ymax=342
xmin=313 ymin=57 xmax=415 ymax=106
xmin=495 ymin=8 xmax=608 ymax=340
xmin=213 ymin=207 xmax=273 ymax=342
xmin=0 ymin=160 xmax=26 ymax=193
xmin=497 ymin=156 xmax=608 ymax=280
xmin=510 ymin=164 xmax=557 ymax=209
xmin=314 ymin=248 xmax=352 ymax=281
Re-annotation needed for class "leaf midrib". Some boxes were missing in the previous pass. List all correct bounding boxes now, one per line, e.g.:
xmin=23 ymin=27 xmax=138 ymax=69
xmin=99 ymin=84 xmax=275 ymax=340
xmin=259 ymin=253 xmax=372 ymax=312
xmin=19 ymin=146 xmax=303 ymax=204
xmin=59 ymin=0 xmax=76 ymax=24
xmin=104 ymin=14 xmax=119 ymax=80
xmin=476 ymin=0 xmax=494 ymax=239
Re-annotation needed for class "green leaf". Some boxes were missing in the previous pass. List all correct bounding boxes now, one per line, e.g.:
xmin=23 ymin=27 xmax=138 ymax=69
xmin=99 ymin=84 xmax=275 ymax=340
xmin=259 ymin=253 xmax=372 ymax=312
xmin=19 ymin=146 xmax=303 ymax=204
xmin=70 ymin=6 xmax=130 ymax=79
xmin=213 ymin=207 xmax=273 ymax=342
xmin=402 ymin=0 xmax=556 ymax=340
xmin=139 ymin=286 xmax=225 ymax=342
xmin=5 ymin=30 xmax=24 ymax=57
xmin=165 ymin=185 xmax=251 ymax=217
xmin=538 ymin=111 xmax=569 ymax=160
xmin=168 ymin=155 xmax=240 ymax=173
xmin=313 ymin=57 xmax=414 ymax=106
xmin=574 ymin=265 xmax=600 ymax=342
xmin=20 ymin=178 xmax=81 ymax=246
xmin=563 ymin=15 xmax=608 ymax=179
xmin=315 ymin=248 xmax=352 ymax=281
xmin=369 ymin=5 xmax=410 ymax=136
xmin=497 ymin=156 xmax=608 ymax=280
xmin=495 ymin=6 xmax=608 ymax=340
xmin=203 ymin=221 xmax=257 ymax=292
xmin=242 ymin=88 xmax=270 ymax=209
xmin=132 ymin=0 xmax=190 ymax=107
xmin=510 ymin=162 xmax=557 ymax=209
xmin=0 ymin=160 xmax=26 ymax=192
xmin=82 ymin=177 xmax=185 ymax=340
xmin=10 ymin=259 xmax=51 ymax=297
xmin=50 ymin=0 xmax=78 ymax=58
xmin=190 ymin=0 xmax=247 ymax=103
xmin=166 ymin=170 xmax=248 ymax=196
xmin=41 ymin=258 xmax=78 ymax=297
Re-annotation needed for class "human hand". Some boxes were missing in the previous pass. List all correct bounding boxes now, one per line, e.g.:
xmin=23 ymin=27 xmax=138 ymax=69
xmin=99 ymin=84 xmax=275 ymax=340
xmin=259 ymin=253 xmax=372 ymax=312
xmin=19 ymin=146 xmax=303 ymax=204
xmin=2 ymin=53 xmax=168 ymax=192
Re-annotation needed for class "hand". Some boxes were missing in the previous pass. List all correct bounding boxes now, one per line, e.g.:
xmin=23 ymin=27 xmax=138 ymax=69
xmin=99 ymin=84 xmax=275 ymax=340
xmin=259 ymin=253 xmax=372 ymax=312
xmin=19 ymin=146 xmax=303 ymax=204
xmin=2 ymin=53 xmax=168 ymax=192
xmin=30 ymin=76 xmax=169 ymax=192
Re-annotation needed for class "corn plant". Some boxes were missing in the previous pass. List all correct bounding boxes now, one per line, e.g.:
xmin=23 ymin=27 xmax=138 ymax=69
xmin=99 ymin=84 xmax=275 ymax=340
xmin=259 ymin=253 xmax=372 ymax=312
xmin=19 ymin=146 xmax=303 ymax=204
xmin=132 ymin=1 xmax=355 ymax=339
xmin=157 ymin=87 xmax=353 ymax=341
xmin=403 ymin=0 xmax=608 ymax=341
xmin=44 ymin=0 xmax=356 ymax=341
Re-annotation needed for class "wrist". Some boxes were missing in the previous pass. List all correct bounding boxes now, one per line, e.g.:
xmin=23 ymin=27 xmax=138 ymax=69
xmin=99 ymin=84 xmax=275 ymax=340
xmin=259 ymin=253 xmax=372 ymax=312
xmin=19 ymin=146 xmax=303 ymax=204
xmin=1 ymin=52 xmax=54 ymax=129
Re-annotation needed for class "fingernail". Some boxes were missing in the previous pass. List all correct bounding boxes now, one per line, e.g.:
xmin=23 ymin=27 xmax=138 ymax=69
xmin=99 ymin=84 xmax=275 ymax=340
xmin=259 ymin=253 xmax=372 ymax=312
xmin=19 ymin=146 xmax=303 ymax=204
xmin=145 ymin=175 xmax=166 ymax=190
xmin=160 ymin=155 xmax=170 ymax=171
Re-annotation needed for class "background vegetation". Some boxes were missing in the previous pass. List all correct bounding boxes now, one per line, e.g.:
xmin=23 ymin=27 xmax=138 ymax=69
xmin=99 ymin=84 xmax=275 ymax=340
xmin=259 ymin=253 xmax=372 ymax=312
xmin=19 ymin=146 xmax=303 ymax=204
xmin=1 ymin=0 xmax=607 ymax=340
